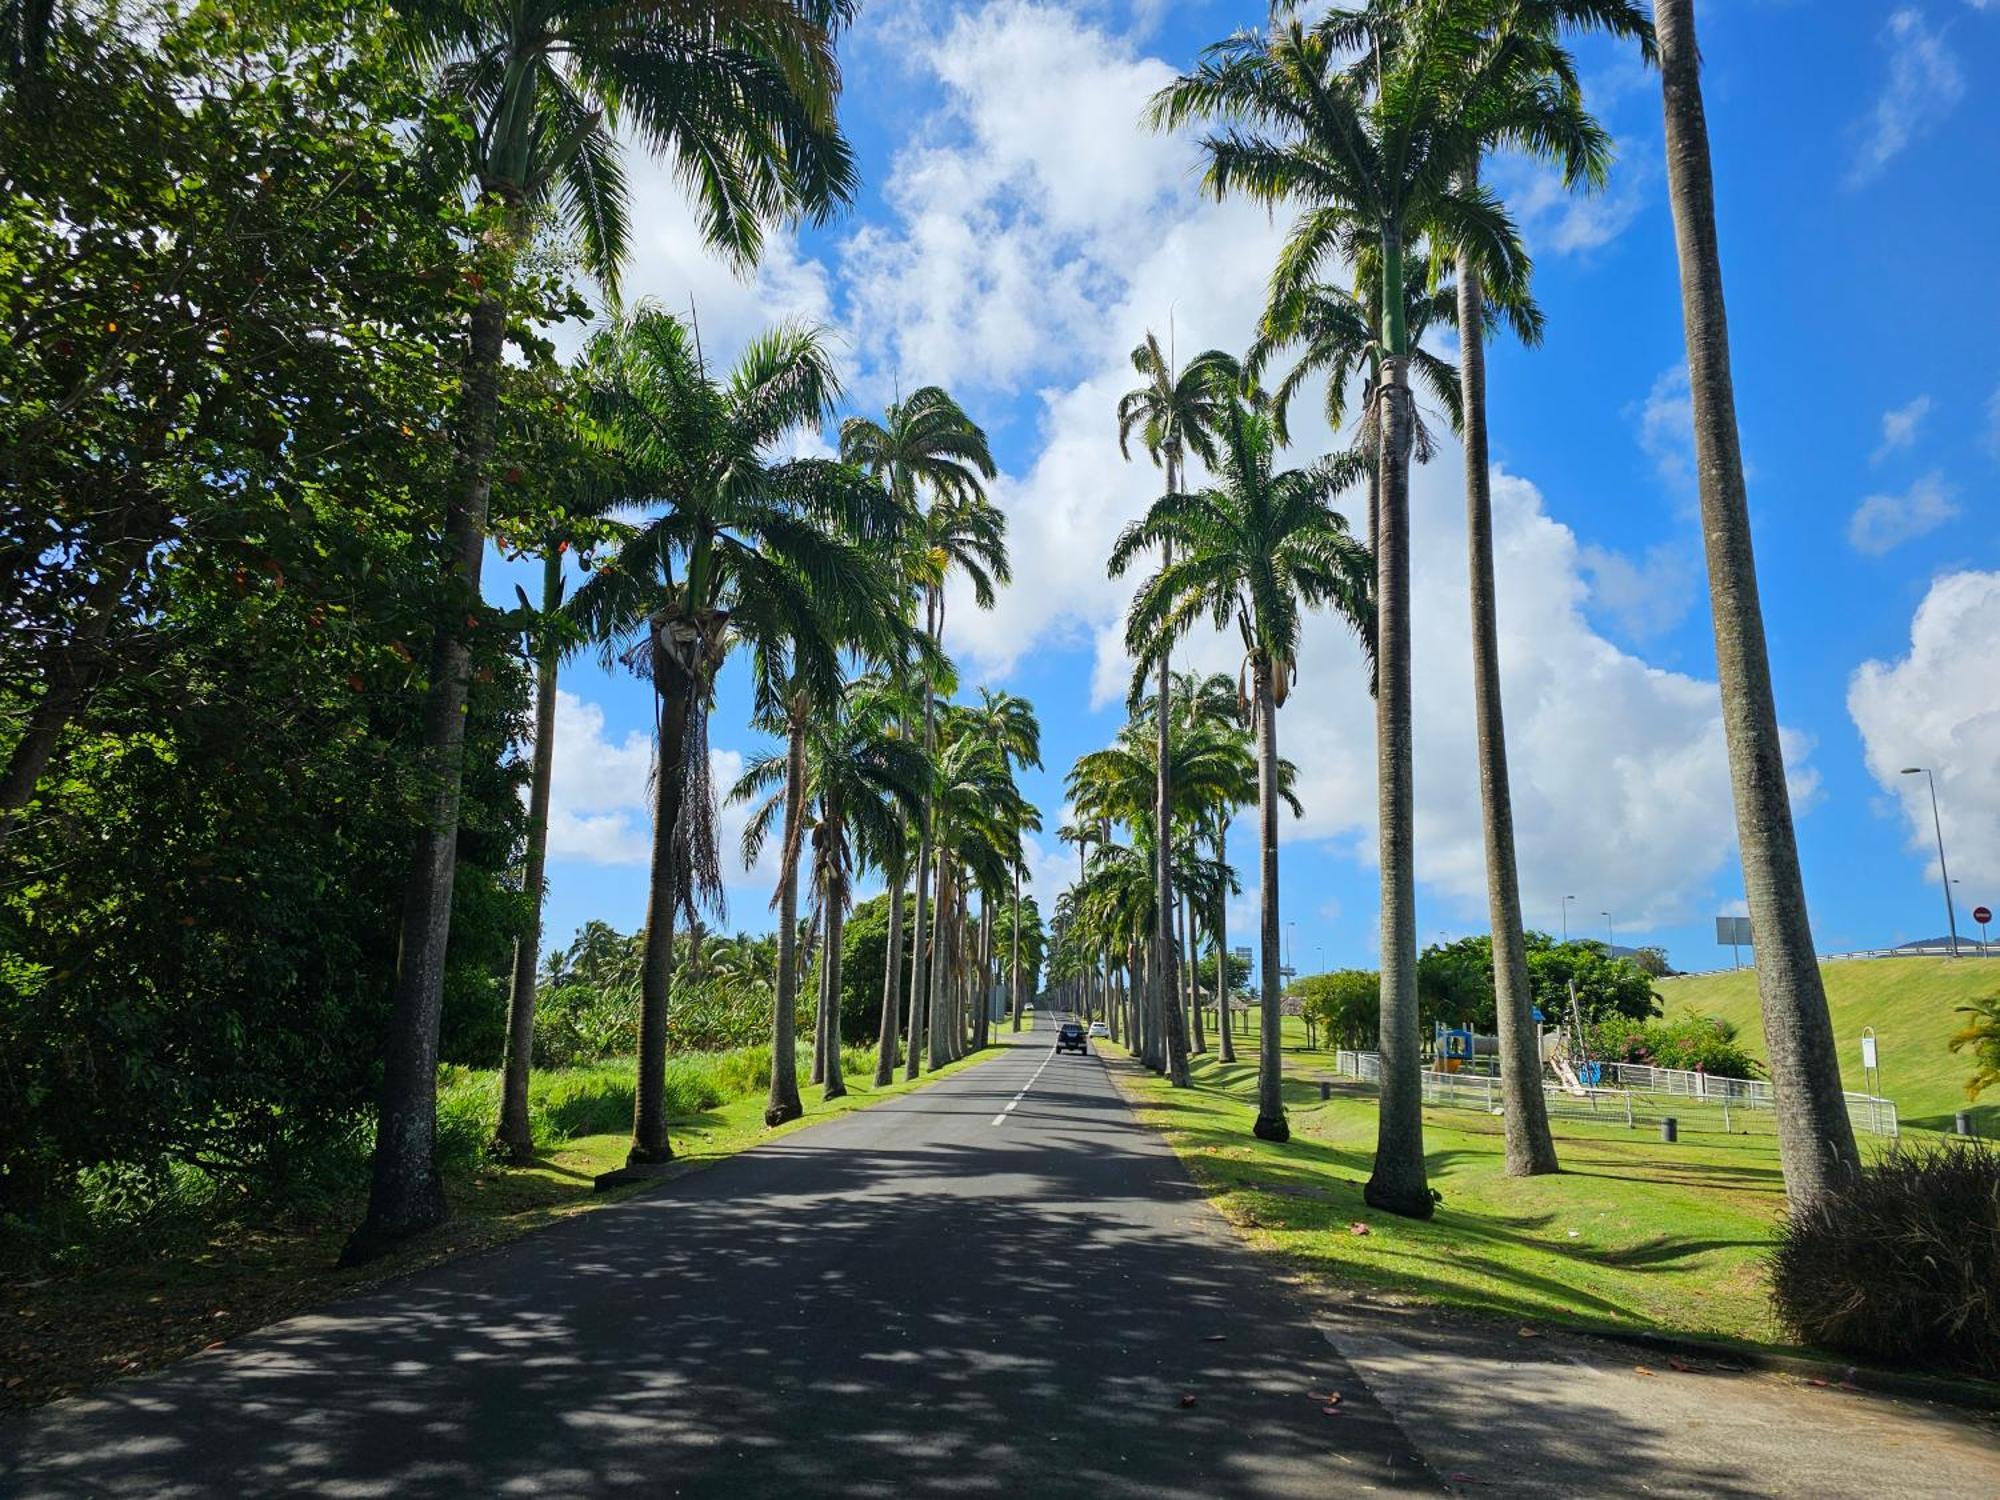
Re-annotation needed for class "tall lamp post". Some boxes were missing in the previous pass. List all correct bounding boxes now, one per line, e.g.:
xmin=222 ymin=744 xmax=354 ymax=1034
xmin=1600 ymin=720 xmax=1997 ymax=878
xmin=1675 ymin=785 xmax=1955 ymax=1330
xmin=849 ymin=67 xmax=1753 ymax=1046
xmin=1561 ymin=894 xmax=1575 ymax=943
xmin=1901 ymin=767 xmax=1960 ymax=957
xmin=1602 ymin=910 xmax=1614 ymax=953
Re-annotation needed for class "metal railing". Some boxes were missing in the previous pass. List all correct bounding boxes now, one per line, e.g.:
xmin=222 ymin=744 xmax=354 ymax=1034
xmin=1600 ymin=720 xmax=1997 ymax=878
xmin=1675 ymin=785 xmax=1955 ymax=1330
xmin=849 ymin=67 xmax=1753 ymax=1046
xmin=1329 ymin=1050 xmax=1898 ymax=1138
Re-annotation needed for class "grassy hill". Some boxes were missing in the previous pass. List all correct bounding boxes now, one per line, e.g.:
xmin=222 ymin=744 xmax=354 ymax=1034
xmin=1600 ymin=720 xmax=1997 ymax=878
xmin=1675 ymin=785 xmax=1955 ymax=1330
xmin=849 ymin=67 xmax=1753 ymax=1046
xmin=1657 ymin=955 xmax=2000 ymax=1136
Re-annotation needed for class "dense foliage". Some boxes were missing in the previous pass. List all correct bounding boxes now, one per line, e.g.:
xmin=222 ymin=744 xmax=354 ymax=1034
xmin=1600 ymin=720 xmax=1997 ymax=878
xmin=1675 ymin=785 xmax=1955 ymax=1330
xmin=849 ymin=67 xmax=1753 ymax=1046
xmin=1769 ymin=1143 xmax=2000 ymax=1377
xmin=1416 ymin=932 xmax=1660 ymax=1032
xmin=0 ymin=2 xmax=562 ymax=1222
xmin=1589 ymin=1012 xmax=1761 ymax=1080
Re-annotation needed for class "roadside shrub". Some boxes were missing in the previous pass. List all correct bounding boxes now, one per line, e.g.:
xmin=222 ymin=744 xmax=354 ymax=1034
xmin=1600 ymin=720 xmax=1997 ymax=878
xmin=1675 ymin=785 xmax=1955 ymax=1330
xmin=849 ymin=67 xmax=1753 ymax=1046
xmin=1769 ymin=1142 xmax=2000 ymax=1376
xmin=1588 ymin=1012 xmax=1760 ymax=1080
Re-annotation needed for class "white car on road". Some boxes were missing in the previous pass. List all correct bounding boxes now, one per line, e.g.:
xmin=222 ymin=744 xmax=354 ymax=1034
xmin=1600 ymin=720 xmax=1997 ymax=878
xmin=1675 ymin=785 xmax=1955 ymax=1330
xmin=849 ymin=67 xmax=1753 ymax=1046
xmin=1088 ymin=1021 xmax=1109 ymax=1038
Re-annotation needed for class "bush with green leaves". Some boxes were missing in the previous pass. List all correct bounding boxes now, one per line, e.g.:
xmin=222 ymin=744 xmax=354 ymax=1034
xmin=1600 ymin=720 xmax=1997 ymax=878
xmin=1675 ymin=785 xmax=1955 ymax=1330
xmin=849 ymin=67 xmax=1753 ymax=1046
xmin=1588 ymin=1012 xmax=1760 ymax=1079
xmin=1769 ymin=1143 xmax=2000 ymax=1376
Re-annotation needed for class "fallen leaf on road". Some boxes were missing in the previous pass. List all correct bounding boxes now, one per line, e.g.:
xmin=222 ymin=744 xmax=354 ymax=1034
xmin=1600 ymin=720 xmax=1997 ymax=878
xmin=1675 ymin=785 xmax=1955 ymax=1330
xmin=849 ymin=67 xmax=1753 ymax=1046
xmin=1179 ymin=1393 xmax=1197 ymax=1408
xmin=1517 ymin=1327 xmax=1541 ymax=1339
xmin=1349 ymin=1221 xmax=1371 ymax=1236
xmin=1321 ymin=1405 xmax=1342 ymax=1416
xmin=1667 ymin=1358 xmax=1694 ymax=1372
xmin=1633 ymin=1366 xmax=1656 ymax=1377
xmin=1450 ymin=1472 xmax=1480 ymax=1485
xmin=1807 ymin=1378 xmax=1829 ymax=1388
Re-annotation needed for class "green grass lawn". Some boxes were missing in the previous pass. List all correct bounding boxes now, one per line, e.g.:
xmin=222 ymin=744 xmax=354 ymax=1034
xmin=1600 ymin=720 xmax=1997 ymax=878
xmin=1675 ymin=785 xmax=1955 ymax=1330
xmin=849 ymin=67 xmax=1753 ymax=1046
xmin=2 ymin=1046 xmax=1000 ymax=1410
xmin=1111 ymin=1043 xmax=1790 ymax=1347
xmin=1659 ymin=955 xmax=2000 ymax=1136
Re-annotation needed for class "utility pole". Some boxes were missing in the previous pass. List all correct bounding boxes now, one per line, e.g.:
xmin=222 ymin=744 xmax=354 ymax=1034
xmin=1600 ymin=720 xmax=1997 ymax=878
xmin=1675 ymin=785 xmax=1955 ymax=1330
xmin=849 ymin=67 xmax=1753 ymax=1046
xmin=1901 ymin=767 xmax=1960 ymax=957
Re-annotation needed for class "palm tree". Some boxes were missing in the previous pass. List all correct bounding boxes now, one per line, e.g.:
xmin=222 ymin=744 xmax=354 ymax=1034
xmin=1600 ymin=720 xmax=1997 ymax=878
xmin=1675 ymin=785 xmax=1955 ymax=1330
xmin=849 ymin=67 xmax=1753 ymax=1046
xmin=842 ymin=389 xmax=1004 ymax=1075
xmin=1153 ymin=8 xmax=1599 ymax=1216
xmin=1116 ymin=335 xmax=1240 ymax=1086
xmin=959 ymin=689 xmax=1042 ymax=1034
xmin=1110 ymin=391 xmax=1371 ymax=1142
xmin=345 ymin=0 xmax=858 ymax=1259
xmin=1654 ymin=0 xmax=1859 ymax=1206
xmin=490 ymin=370 xmax=634 ymax=1164
xmin=736 ymin=675 xmax=929 ymax=1106
xmin=1439 ymin=0 xmax=1649 ymax=1180
xmin=567 ymin=311 xmax=896 ymax=1166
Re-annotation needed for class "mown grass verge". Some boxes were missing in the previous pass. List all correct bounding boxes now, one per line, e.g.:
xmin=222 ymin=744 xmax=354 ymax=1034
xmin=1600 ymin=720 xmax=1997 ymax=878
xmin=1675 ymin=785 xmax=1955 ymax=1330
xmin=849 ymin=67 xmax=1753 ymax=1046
xmin=1105 ymin=1040 xmax=1789 ymax=1346
xmin=1 ymin=1043 xmax=999 ymax=1410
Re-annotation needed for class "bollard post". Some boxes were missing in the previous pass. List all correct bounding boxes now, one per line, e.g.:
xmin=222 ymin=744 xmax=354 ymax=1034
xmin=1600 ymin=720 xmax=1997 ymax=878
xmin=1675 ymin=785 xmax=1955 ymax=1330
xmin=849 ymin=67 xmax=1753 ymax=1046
xmin=1955 ymin=1111 xmax=1975 ymax=1138
xmin=1660 ymin=1117 xmax=1678 ymax=1144
xmin=1319 ymin=1080 xmax=1331 ymax=1101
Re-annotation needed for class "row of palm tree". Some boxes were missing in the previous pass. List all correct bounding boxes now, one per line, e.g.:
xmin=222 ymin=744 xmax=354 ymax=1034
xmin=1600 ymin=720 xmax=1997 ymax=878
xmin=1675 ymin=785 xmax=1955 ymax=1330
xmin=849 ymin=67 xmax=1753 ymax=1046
xmin=1119 ymin=0 xmax=1857 ymax=1214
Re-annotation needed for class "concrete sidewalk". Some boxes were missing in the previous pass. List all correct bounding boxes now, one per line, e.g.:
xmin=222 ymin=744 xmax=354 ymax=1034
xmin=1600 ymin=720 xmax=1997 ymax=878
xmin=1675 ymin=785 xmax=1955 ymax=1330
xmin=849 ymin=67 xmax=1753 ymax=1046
xmin=1313 ymin=1298 xmax=2000 ymax=1497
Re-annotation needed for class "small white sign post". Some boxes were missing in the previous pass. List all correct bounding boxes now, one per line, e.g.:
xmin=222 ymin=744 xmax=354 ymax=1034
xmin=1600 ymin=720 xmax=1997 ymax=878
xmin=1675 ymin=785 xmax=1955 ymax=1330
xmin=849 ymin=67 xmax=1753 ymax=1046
xmin=1860 ymin=1027 xmax=1880 ymax=1102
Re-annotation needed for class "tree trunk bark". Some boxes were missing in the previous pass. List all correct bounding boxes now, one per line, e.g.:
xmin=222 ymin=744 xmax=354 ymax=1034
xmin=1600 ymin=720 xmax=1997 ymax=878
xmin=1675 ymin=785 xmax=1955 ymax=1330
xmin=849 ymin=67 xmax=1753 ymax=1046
xmin=1215 ymin=824 xmax=1235 ymax=1064
xmin=875 ymin=871 xmax=906 ymax=1085
xmin=765 ymin=703 xmax=809 ymax=1125
xmin=1010 ymin=864 xmax=1023 ymax=1032
xmin=494 ymin=547 xmax=564 ymax=1163
xmin=1251 ymin=656 xmax=1289 ymax=1142
xmin=927 ymin=856 xmax=954 ymax=1068
xmin=1364 ymin=336 xmax=1434 ymax=1218
xmin=822 ymin=860 xmax=847 ymax=1101
xmin=345 ymin=291 xmax=507 ymax=1262
xmin=0 ymin=525 xmax=154 ymax=855
xmin=1656 ymin=0 xmax=1859 ymax=1206
xmin=1185 ymin=892 xmax=1204 ymax=1055
xmin=1157 ymin=513 xmax=1189 ymax=1087
xmin=1458 ymin=235 xmax=1560 ymax=1180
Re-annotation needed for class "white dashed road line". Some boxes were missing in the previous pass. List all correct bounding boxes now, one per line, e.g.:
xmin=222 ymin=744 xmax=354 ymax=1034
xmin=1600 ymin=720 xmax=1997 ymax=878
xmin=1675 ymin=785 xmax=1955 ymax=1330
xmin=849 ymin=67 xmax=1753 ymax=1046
xmin=990 ymin=1035 xmax=1062 ymax=1127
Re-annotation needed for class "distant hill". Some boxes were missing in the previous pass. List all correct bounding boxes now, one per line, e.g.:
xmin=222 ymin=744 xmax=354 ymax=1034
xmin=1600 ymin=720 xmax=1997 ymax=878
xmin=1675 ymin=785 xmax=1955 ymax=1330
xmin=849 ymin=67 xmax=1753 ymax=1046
xmin=1657 ymin=956 xmax=2000 ymax=1136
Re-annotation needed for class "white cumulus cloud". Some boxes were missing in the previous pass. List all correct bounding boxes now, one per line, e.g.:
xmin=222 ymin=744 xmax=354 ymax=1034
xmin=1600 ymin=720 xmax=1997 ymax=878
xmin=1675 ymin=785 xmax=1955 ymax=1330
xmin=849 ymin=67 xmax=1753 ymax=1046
xmin=1848 ymin=471 xmax=1960 ymax=555
xmin=1849 ymin=571 xmax=2000 ymax=890
xmin=1848 ymin=9 xmax=1965 ymax=187
xmin=1873 ymin=394 xmax=1932 ymax=459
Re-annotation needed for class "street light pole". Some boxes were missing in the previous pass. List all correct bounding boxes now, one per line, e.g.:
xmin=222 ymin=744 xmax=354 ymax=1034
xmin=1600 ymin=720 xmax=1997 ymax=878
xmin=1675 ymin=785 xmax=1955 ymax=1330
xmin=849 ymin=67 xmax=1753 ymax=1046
xmin=1602 ymin=910 xmax=1614 ymax=953
xmin=1561 ymin=895 xmax=1575 ymax=943
xmin=1901 ymin=767 xmax=1960 ymax=957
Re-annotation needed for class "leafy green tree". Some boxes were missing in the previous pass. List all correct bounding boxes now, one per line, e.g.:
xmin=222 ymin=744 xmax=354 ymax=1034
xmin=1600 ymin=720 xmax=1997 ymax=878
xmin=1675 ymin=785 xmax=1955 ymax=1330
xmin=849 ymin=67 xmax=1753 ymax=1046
xmin=1115 ymin=335 xmax=1239 ymax=1086
xmin=1295 ymin=970 xmax=1380 ymax=1052
xmin=569 ymin=312 xmax=895 ymax=1157
xmin=1110 ymin=390 xmax=1372 ymax=1144
xmin=0 ymin=3 xmax=532 ymax=1223
xmin=1654 ymin=0 xmax=1860 ymax=1208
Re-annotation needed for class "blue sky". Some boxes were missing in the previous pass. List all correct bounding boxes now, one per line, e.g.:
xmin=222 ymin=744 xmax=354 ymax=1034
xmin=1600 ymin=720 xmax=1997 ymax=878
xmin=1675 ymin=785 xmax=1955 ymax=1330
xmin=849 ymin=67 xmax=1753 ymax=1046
xmin=488 ymin=0 xmax=2000 ymax=981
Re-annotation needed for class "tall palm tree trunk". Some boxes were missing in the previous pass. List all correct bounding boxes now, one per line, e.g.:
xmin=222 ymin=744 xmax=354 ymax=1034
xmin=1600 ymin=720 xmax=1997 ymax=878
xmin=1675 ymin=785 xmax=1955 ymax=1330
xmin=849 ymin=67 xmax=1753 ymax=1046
xmin=1364 ymin=330 xmax=1434 ymax=1217
xmin=346 ymin=291 xmax=507 ymax=1260
xmin=875 ymin=869 xmax=906 ymax=1085
xmin=823 ymin=859 xmax=848 ymax=1101
xmin=1215 ymin=824 xmax=1235 ymax=1064
xmin=628 ymin=639 xmax=699 ymax=1167
xmin=927 ymin=857 xmax=954 ymax=1068
xmin=1185 ymin=892 xmax=1204 ymax=1055
xmin=1010 ymin=865 xmax=1023 ymax=1033
xmin=1157 ymin=520 xmax=1189 ymax=1087
xmin=1251 ymin=657 xmax=1289 ymax=1141
xmin=1656 ymin=0 xmax=1859 ymax=1206
xmin=764 ymin=704 xmax=809 ymax=1125
xmin=494 ymin=548 xmax=564 ymax=1163
xmin=1458 ymin=241 xmax=1559 ymax=1179
xmin=905 ymin=802 xmax=934 ymax=1081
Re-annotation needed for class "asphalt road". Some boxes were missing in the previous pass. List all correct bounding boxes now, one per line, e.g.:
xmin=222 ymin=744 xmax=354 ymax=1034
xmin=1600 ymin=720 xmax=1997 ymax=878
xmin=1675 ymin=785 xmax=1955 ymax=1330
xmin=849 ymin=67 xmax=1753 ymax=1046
xmin=0 ymin=1017 xmax=1435 ymax=1497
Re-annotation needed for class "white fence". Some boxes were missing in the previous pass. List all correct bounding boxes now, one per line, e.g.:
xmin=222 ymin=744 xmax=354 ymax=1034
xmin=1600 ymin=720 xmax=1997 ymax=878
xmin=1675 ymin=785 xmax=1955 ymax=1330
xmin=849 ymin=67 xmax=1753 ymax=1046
xmin=1330 ymin=1050 xmax=1899 ymax=1138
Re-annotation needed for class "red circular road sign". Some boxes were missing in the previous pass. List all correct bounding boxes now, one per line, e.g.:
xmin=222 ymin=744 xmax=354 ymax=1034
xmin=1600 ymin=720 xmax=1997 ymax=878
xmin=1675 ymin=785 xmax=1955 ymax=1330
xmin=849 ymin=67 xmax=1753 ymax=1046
xmin=1975 ymin=905 xmax=1993 ymax=926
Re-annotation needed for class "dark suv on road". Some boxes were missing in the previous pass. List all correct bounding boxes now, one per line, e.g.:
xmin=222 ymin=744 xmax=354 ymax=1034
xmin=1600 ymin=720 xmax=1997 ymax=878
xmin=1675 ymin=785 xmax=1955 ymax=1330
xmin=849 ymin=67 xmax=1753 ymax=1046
xmin=1055 ymin=1022 xmax=1088 ymax=1055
